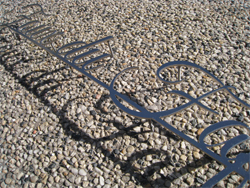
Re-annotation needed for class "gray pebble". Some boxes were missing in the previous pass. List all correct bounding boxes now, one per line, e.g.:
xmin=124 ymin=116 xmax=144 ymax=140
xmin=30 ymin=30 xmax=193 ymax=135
xmin=75 ymin=176 xmax=81 ymax=184
xmin=79 ymin=169 xmax=87 ymax=176
xmin=5 ymin=178 xmax=12 ymax=185
xmin=68 ymin=174 xmax=75 ymax=183
xmin=30 ymin=175 xmax=38 ymax=183
xmin=6 ymin=135 xmax=12 ymax=142
xmin=100 ymin=176 xmax=105 ymax=186
xmin=71 ymin=168 xmax=78 ymax=175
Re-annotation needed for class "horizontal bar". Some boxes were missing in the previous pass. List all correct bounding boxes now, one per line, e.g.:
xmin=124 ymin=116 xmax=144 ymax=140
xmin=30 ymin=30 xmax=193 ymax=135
xmin=81 ymin=53 xmax=110 ymax=69
xmin=34 ymin=30 xmax=57 ymax=40
xmin=40 ymin=31 xmax=64 ymax=44
xmin=25 ymin=24 xmax=46 ymax=35
xmin=30 ymin=27 xmax=52 ymax=38
xmin=64 ymin=36 xmax=114 ymax=59
xmin=18 ymin=20 xmax=39 ymax=30
xmin=57 ymin=41 xmax=86 ymax=54
xmin=9 ymin=15 xmax=31 ymax=25
xmin=72 ymin=49 xmax=100 ymax=63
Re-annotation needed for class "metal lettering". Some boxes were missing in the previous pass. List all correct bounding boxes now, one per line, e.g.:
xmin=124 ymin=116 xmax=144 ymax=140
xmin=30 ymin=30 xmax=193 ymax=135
xmin=1 ymin=4 xmax=249 ymax=187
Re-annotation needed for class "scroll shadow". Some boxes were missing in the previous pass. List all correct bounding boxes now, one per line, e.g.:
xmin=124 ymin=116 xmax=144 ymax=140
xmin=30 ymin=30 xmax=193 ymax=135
xmin=1 ymin=46 xmax=216 ymax=187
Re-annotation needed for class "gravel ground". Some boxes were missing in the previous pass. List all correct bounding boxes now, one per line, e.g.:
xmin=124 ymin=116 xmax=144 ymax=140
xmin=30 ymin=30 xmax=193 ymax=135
xmin=0 ymin=0 xmax=250 ymax=187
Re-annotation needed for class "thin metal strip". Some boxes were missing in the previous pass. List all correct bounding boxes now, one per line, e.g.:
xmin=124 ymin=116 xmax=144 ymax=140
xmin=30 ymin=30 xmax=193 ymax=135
xmin=18 ymin=20 xmax=39 ymax=30
xmin=2 ymin=6 xmax=250 ymax=187
xmin=72 ymin=49 xmax=100 ymax=63
xmin=39 ymin=31 xmax=64 ymax=45
xmin=8 ymin=15 xmax=31 ymax=26
xmin=63 ymin=36 xmax=114 ymax=58
xmin=82 ymin=53 xmax=110 ymax=70
xmin=25 ymin=24 xmax=46 ymax=35
xmin=33 ymin=29 xmax=57 ymax=41
xmin=30 ymin=27 xmax=52 ymax=38
xmin=5 ymin=24 xmax=250 ymax=185
xmin=57 ymin=41 xmax=86 ymax=55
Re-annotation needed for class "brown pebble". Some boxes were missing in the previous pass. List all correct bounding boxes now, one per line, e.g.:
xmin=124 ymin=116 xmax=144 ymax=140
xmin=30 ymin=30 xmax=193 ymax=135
xmin=197 ymin=128 xmax=204 ymax=136
xmin=121 ymin=148 xmax=126 ymax=154
xmin=193 ymin=151 xmax=200 ymax=159
xmin=40 ymin=173 xmax=47 ymax=180
xmin=102 ymin=106 xmax=109 ymax=113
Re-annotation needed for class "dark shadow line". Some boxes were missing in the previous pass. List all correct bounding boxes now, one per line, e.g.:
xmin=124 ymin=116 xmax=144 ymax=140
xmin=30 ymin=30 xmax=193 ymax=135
xmin=0 ymin=43 xmax=217 ymax=187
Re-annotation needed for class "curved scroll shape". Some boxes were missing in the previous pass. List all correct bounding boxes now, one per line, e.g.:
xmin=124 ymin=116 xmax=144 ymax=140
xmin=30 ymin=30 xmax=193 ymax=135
xmin=220 ymin=134 xmax=249 ymax=159
xmin=203 ymin=152 xmax=250 ymax=188
xmin=157 ymin=61 xmax=250 ymax=109
xmin=199 ymin=120 xmax=250 ymax=149
xmin=155 ymin=90 xmax=219 ymax=118
xmin=109 ymin=67 xmax=152 ymax=119
xmin=199 ymin=120 xmax=250 ymax=187
xmin=157 ymin=61 xmax=224 ymax=85
xmin=20 ymin=4 xmax=50 ymax=17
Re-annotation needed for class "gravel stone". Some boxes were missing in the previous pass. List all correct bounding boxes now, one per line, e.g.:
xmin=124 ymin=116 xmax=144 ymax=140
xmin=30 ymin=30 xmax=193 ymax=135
xmin=0 ymin=182 xmax=7 ymax=188
xmin=126 ymin=146 xmax=135 ymax=155
xmin=6 ymin=135 xmax=12 ymax=142
xmin=36 ymin=183 xmax=43 ymax=188
xmin=100 ymin=176 xmax=105 ymax=186
xmin=30 ymin=175 xmax=38 ymax=183
xmin=17 ymin=172 xmax=24 ymax=180
xmin=193 ymin=151 xmax=201 ymax=159
xmin=68 ymin=174 xmax=75 ymax=183
xmin=79 ymin=169 xmax=87 ymax=176
xmin=75 ymin=176 xmax=81 ymax=184
xmin=5 ymin=178 xmax=11 ymax=185
xmin=71 ymin=168 xmax=78 ymax=175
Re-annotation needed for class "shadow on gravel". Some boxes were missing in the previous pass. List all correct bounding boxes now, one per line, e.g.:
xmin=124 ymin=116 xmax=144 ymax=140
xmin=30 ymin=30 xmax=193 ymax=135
xmin=0 ymin=38 xmax=212 ymax=187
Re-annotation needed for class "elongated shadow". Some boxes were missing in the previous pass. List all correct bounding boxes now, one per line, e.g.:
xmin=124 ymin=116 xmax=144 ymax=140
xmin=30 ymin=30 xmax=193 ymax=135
xmin=0 ymin=42 xmax=218 ymax=187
